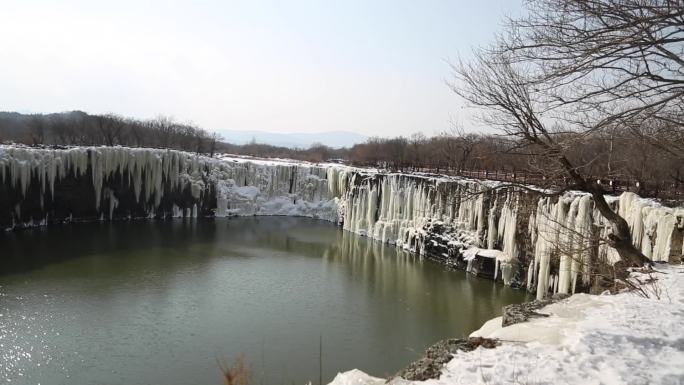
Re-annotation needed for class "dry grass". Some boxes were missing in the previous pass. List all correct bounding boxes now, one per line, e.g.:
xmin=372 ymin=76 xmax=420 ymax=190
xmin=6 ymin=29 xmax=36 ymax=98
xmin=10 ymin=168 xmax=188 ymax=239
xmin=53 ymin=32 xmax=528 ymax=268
xmin=622 ymin=267 xmax=668 ymax=300
xmin=218 ymin=354 xmax=252 ymax=385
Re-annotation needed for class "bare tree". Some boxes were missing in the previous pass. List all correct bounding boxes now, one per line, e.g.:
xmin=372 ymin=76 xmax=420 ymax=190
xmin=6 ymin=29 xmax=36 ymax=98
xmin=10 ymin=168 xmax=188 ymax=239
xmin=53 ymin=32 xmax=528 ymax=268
xmin=386 ymin=137 xmax=409 ymax=171
xmin=95 ymin=114 xmax=126 ymax=146
xmin=452 ymin=50 xmax=652 ymax=266
xmin=27 ymin=116 xmax=45 ymax=145
xmin=441 ymin=124 xmax=480 ymax=173
xmin=408 ymin=133 xmax=427 ymax=171
xmin=500 ymin=0 xmax=684 ymax=165
xmin=208 ymin=132 xmax=223 ymax=157
xmin=450 ymin=0 xmax=684 ymax=266
xmin=52 ymin=115 xmax=75 ymax=145
xmin=149 ymin=116 xmax=177 ymax=149
xmin=190 ymin=126 xmax=209 ymax=154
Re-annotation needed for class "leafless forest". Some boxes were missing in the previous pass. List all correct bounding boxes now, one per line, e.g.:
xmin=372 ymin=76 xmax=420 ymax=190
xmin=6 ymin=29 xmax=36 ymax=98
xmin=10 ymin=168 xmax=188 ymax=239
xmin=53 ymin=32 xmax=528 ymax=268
xmin=2 ymin=108 xmax=681 ymax=201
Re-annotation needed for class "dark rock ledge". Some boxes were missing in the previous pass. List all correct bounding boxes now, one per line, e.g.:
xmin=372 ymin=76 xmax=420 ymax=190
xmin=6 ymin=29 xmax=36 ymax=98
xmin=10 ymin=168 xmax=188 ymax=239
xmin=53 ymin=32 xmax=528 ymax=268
xmin=396 ymin=337 xmax=500 ymax=381
xmin=502 ymin=293 xmax=570 ymax=327
xmin=397 ymin=293 xmax=570 ymax=381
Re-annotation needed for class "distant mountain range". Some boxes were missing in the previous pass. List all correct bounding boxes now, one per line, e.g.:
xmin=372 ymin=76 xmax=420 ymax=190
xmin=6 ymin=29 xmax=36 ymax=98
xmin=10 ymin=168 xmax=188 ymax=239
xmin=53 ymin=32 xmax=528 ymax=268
xmin=215 ymin=129 xmax=368 ymax=149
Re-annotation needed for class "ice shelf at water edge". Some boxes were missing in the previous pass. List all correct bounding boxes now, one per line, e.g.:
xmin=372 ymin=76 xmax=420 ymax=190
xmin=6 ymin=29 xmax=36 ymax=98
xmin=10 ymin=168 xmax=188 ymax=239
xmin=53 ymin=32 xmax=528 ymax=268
xmin=1 ymin=145 xmax=682 ymax=298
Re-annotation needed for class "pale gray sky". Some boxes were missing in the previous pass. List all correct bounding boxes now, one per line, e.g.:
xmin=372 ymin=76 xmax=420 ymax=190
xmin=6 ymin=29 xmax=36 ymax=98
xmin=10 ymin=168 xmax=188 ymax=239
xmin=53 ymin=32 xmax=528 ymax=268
xmin=0 ymin=0 xmax=522 ymax=137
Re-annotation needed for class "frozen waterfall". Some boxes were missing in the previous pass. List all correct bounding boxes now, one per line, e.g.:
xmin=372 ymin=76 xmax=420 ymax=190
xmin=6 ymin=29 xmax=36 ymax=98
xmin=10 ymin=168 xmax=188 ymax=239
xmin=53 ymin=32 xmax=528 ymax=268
xmin=1 ymin=145 xmax=682 ymax=296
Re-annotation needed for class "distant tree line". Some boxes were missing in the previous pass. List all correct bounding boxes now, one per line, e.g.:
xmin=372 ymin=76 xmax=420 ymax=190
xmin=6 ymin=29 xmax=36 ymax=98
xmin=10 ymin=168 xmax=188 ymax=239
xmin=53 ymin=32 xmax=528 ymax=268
xmin=0 ymin=111 xmax=351 ymax=162
xmin=218 ymin=141 xmax=349 ymax=163
xmin=348 ymin=128 xmax=683 ymax=193
xmin=1 ymin=111 xmax=681 ymax=196
xmin=0 ymin=111 xmax=222 ymax=156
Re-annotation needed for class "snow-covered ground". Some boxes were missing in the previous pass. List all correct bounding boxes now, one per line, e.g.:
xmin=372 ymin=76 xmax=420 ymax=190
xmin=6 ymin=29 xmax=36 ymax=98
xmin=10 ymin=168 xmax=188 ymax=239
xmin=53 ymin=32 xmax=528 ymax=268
xmin=330 ymin=263 xmax=684 ymax=385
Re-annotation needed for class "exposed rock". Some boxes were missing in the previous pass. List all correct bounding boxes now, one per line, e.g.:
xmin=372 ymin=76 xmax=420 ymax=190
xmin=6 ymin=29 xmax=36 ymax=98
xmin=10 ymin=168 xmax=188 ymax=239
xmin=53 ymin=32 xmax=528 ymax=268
xmin=502 ymin=293 xmax=570 ymax=327
xmin=398 ymin=294 xmax=571 ymax=381
xmin=396 ymin=337 xmax=499 ymax=381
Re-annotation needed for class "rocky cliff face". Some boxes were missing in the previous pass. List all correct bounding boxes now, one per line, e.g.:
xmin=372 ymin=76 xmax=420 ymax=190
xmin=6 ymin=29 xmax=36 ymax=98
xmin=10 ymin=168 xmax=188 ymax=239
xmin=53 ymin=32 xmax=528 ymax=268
xmin=344 ymin=171 xmax=683 ymax=298
xmin=2 ymin=145 xmax=682 ymax=298
xmin=0 ymin=146 xmax=339 ymax=228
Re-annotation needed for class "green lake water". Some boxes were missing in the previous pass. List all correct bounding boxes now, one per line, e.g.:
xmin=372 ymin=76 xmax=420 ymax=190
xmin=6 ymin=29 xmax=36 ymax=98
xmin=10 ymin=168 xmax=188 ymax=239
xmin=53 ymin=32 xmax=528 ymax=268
xmin=0 ymin=217 xmax=529 ymax=385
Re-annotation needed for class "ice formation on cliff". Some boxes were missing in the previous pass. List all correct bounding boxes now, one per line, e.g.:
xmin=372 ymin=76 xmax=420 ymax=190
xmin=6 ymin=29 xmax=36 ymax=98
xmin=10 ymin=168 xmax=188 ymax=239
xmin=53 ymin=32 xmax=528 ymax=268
xmin=332 ymin=169 xmax=682 ymax=297
xmin=527 ymin=192 xmax=683 ymax=299
xmin=1 ymin=145 xmax=682 ymax=296
xmin=0 ymin=146 xmax=340 ymax=225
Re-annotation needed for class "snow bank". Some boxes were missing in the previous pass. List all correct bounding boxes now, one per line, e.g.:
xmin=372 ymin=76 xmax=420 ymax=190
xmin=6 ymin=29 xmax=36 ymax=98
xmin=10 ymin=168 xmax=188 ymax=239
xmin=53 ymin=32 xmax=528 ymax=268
xmin=328 ymin=369 xmax=388 ymax=385
xmin=329 ymin=264 xmax=684 ymax=385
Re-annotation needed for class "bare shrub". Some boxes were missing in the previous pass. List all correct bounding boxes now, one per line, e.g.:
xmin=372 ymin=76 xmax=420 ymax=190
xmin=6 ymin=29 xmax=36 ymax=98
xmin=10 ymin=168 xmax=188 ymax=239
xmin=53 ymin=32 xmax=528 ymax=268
xmin=218 ymin=354 xmax=251 ymax=385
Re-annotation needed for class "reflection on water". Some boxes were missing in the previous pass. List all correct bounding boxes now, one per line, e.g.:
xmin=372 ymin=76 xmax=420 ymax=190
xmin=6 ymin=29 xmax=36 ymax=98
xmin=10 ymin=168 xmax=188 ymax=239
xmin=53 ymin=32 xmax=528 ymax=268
xmin=0 ymin=217 xmax=530 ymax=385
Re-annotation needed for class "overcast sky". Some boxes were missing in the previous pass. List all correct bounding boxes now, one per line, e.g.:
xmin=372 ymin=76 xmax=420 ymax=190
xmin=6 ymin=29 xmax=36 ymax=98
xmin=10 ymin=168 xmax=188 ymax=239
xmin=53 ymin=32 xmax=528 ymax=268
xmin=0 ymin=0 xmax=522 ymax=137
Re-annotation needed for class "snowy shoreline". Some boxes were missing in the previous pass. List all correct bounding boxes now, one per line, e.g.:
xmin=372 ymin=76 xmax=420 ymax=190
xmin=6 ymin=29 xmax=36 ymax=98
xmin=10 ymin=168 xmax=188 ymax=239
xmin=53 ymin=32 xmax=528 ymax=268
xmin=330 ymin=263 xmax=684 ymax=385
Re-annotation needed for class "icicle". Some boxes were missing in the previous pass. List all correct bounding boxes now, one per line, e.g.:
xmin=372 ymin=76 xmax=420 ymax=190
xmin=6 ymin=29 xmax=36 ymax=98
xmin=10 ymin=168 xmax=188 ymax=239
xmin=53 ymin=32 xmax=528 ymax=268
xmin=653 ymin=213 xmax=675 ymax=262
xmin=558 ymin=197 xmax=579 ymax=294
xmin=487 ymin=197 xmax=498 ymax=249
xmin=2 ymin=145 xmax=682 ymax=270
xmin=91 ymin=149 xmax=103 ymax=210
xmin=501 ymin=262 xmax=513 ymax=286
xmin=494 ymin=259 xmax=499 ymax=281
xmin=527 ymin=261 xmax=534 ymax=289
